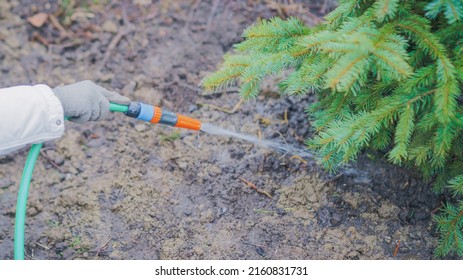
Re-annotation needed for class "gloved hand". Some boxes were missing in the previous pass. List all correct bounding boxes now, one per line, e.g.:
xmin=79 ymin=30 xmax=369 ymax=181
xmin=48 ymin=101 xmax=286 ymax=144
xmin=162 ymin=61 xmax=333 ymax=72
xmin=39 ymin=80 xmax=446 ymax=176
xmin=52 ymin=80 xmax=130 ymax=123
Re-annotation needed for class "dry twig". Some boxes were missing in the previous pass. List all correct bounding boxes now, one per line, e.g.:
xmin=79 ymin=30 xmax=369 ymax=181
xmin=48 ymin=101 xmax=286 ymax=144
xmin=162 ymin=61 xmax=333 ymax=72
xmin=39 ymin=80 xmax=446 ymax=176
xmin=32 ymin=32 xmax=50 ymax=46
xmin=430 ymin=204 xmax=443 ymax=215
xmin=40 ymin=151 xmax=63 ymax=173
xmin=324 ymin=173 xmax=343 ymax=185
xmin=196 ymin=99 xmax=243 ymax=114
xmin=393 ymin=240 xmax=401 ymax=257
xmin=239 ymin=177 xmax=273 ymax=199
xmin=99 ymin=27 xmax=130 ymax=69
xmin=95 ymin=238 xmax=112 ymax=257
xmin=48 ymin=14 xmax=68 ymax=36
xmin=290 ymin=154 xmax=307 ymax=165
xmin=282 ymin=109 xmax=289 ymax=124
xmin=35 ymin=242 xmax=50 ymax=250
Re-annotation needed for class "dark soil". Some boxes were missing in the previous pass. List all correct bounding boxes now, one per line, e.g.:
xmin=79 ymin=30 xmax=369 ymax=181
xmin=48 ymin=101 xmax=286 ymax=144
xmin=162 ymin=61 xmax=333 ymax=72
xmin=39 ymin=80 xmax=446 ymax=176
xmin=0 ymin=0 xmax=448 ymax=259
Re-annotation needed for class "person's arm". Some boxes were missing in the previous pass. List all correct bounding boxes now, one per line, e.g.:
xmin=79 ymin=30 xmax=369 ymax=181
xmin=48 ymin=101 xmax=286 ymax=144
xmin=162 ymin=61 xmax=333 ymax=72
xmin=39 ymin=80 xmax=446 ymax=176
xmin=0 ymin=81 xmax=130 ymax=155
xmin=0 ymin=84 xmax=65 ymax=155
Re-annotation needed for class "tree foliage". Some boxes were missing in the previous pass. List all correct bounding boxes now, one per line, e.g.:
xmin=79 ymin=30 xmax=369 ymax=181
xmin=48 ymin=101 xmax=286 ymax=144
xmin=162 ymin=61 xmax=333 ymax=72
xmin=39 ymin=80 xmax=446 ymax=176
xmin=201 ymin=0 xmax=463 ymax=257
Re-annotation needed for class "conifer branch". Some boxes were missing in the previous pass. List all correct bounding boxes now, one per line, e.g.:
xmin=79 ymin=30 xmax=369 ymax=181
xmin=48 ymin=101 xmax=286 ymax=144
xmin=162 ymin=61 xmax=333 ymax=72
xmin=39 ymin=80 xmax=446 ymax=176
xmin=201 ymin=0 xmax=463 ymax=257
xmin=374 ymin=0 xmax=400 ymax=22
xmin=325 ymin=0 xmax=363 ymax=26
xmin=435 ymin=202 xmax=463 ymax=257
xmin=324 ymin=52 xmax=370 ymax=91
xmin=426 ymin=0 xmax=463 ymax=23
xmin=388 ymin=105 xmax=415 ymax=164
xmin=448 ymin=175 xmax=463 ymax=196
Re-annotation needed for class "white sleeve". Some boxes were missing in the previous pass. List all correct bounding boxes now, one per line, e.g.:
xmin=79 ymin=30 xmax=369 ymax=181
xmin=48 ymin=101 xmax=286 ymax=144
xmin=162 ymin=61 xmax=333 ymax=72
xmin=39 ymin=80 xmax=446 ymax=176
xmin=0 ymin=84 xmax=65 ymax=155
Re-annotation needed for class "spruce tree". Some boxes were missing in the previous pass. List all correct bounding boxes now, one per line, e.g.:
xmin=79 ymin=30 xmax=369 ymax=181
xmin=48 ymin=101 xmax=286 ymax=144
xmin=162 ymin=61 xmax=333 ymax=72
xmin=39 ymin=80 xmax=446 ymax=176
xmin=201 ymin=0 xmax=463 ymax=257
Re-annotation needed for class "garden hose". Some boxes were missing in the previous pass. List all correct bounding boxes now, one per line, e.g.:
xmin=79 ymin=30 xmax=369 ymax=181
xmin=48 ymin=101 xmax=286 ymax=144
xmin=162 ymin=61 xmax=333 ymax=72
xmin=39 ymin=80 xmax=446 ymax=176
xmin=14 ymin=143 xmax=42 ymax=260
xmin=14 ymin=102 xmax=202 ymax=259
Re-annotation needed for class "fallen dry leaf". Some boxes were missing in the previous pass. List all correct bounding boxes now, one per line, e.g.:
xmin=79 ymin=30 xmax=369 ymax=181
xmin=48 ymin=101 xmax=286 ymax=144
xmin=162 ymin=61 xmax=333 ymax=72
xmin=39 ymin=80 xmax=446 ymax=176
xmin=27 ymin=12 xmax=48 ymax=28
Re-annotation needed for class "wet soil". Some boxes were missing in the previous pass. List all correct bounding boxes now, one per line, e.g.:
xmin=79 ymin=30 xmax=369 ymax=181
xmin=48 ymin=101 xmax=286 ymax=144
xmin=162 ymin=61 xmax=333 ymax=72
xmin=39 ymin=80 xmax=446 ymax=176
xmin=0 ymin=0 xmax=448 ymax=259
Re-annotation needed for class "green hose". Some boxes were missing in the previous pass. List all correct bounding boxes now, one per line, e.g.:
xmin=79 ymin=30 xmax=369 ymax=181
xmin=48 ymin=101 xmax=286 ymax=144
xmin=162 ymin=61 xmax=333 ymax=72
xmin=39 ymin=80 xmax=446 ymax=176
xmin=108 ymin=103 xmax=129 ymax=113
xmin=14 ymin=103 xmax=128 ymax=260
xmin=14 ymin=143 xmax=42 ymax=260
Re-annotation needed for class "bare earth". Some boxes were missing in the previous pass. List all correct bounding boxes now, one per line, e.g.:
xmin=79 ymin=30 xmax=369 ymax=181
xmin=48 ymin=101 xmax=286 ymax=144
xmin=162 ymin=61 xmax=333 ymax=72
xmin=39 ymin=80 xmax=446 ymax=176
xmin=0 ymin=0 xmax=446 ymax=259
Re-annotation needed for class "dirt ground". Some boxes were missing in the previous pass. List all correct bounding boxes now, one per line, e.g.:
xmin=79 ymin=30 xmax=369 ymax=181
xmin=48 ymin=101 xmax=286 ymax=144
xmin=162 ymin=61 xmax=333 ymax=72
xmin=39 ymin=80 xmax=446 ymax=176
xmin=0 ymin=0 xmax=451 ymax=259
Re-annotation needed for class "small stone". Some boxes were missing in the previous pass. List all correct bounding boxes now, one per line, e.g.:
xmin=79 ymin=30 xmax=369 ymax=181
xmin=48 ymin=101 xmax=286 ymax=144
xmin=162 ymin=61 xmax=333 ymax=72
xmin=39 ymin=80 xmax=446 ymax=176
xmin=208 ymin=165 xmax=222 ymax=177
xmin=0 ymin=178 xmax=14 ymax=189
xmin=72 ymin=162 xmax=83 ymax=172
xmin=193 ymin=246 xmax=204 ymax=256
xmin=346 ymin=250 xmax=359 ymax=259
xmin=188 ymin=104 xmax=198 ymax=113
xmin=28 ymin=204 xmax=43 ymax=216
xmin=384 ymin=236 xmax=392 ymax=244
xmin=62 ymin=247 xmax=75 ymax=259
xmin=102 ymin=20 xmax=118 ymax=33
xmin=178 ymin=161 xmax=188 ymax=171
xmin=134 ymin=0 xmax=152 ymax=5
xmin=0 ymin=155 xmax=14 ymax=164
xmin=143 ymin=216 xmax=154 ymax=223
xmin=317 ymin=206 xmax=342 ymax=227
xmin=68 ymin=166 xmax=79 ymax=175
xmin=109 ymin=250 xmax=122 ymax=259
xmin=201 ymin=209 xmax=215 ymax=223
xmin=217 ymin=207 xmax=228 ymax=218
xmin=329 ymin=213 xmax=342 ymax=227
xmin=256 ymin=247 xmax=266 ymax=257
xmin=5 ymin=35 xmax=20 ymax=49
xmin=52 ymin=154 xmax=65 ymax=165
xmin=134 ymin=123 xmax=147 ymax=132
xmin=377 ymin=203 xmax=400 ymax=219
xmin=96 ymin=72 xmax=114 ymax=82
xmin=55 ymin=241 xmax=67 ymax=251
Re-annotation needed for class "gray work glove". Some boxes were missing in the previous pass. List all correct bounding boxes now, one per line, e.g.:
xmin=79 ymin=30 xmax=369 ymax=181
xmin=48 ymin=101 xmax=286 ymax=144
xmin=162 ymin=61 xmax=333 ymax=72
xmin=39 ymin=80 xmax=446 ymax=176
xmin=53 ymin=80 xmax=130 ymax=123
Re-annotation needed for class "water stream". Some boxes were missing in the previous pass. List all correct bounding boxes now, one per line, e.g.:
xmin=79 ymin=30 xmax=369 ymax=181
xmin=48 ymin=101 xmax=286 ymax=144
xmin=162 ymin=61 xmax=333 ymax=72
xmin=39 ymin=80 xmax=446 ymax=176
xmin=200 ymin=123 xmax=314 ymax=159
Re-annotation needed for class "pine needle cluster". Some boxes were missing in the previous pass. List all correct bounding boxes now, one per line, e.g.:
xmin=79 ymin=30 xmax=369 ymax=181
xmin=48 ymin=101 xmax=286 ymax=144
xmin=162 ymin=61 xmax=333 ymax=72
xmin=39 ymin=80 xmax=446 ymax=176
xmin=201 ymin=0 xmax=463 ymax=257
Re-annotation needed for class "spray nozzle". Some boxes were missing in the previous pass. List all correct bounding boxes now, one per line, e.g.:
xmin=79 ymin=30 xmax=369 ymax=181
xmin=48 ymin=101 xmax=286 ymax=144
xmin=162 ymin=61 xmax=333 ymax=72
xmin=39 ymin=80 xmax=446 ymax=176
xmin=113 ymin=101 xmax=201 ymax=131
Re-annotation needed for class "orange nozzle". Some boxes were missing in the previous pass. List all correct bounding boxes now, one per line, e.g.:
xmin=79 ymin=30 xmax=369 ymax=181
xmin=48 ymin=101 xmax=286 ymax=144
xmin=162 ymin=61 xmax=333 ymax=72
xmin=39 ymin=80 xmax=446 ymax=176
xmin=174 ymin=114 xmax=202 ymax=131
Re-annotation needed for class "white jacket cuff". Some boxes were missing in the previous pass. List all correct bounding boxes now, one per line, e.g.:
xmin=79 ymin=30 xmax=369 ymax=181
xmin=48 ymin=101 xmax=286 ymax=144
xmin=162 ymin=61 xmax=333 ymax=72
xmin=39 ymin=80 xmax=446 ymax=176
xmin=0 ymin=84 xmax=65 ymax=155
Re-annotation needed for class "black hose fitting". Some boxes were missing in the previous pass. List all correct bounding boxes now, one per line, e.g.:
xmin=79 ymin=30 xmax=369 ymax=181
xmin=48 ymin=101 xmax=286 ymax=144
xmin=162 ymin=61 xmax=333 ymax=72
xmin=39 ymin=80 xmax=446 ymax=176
xmin=125 ymin=101 xmax=141 ymax=118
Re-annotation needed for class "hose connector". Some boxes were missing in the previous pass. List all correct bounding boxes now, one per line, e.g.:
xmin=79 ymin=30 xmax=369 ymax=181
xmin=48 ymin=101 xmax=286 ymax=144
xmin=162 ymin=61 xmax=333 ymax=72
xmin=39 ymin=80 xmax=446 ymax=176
xmin=124 ymin=101 xmax=201 ymax=131
xmin=124 ymin=101 xmax=141 ymax=118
